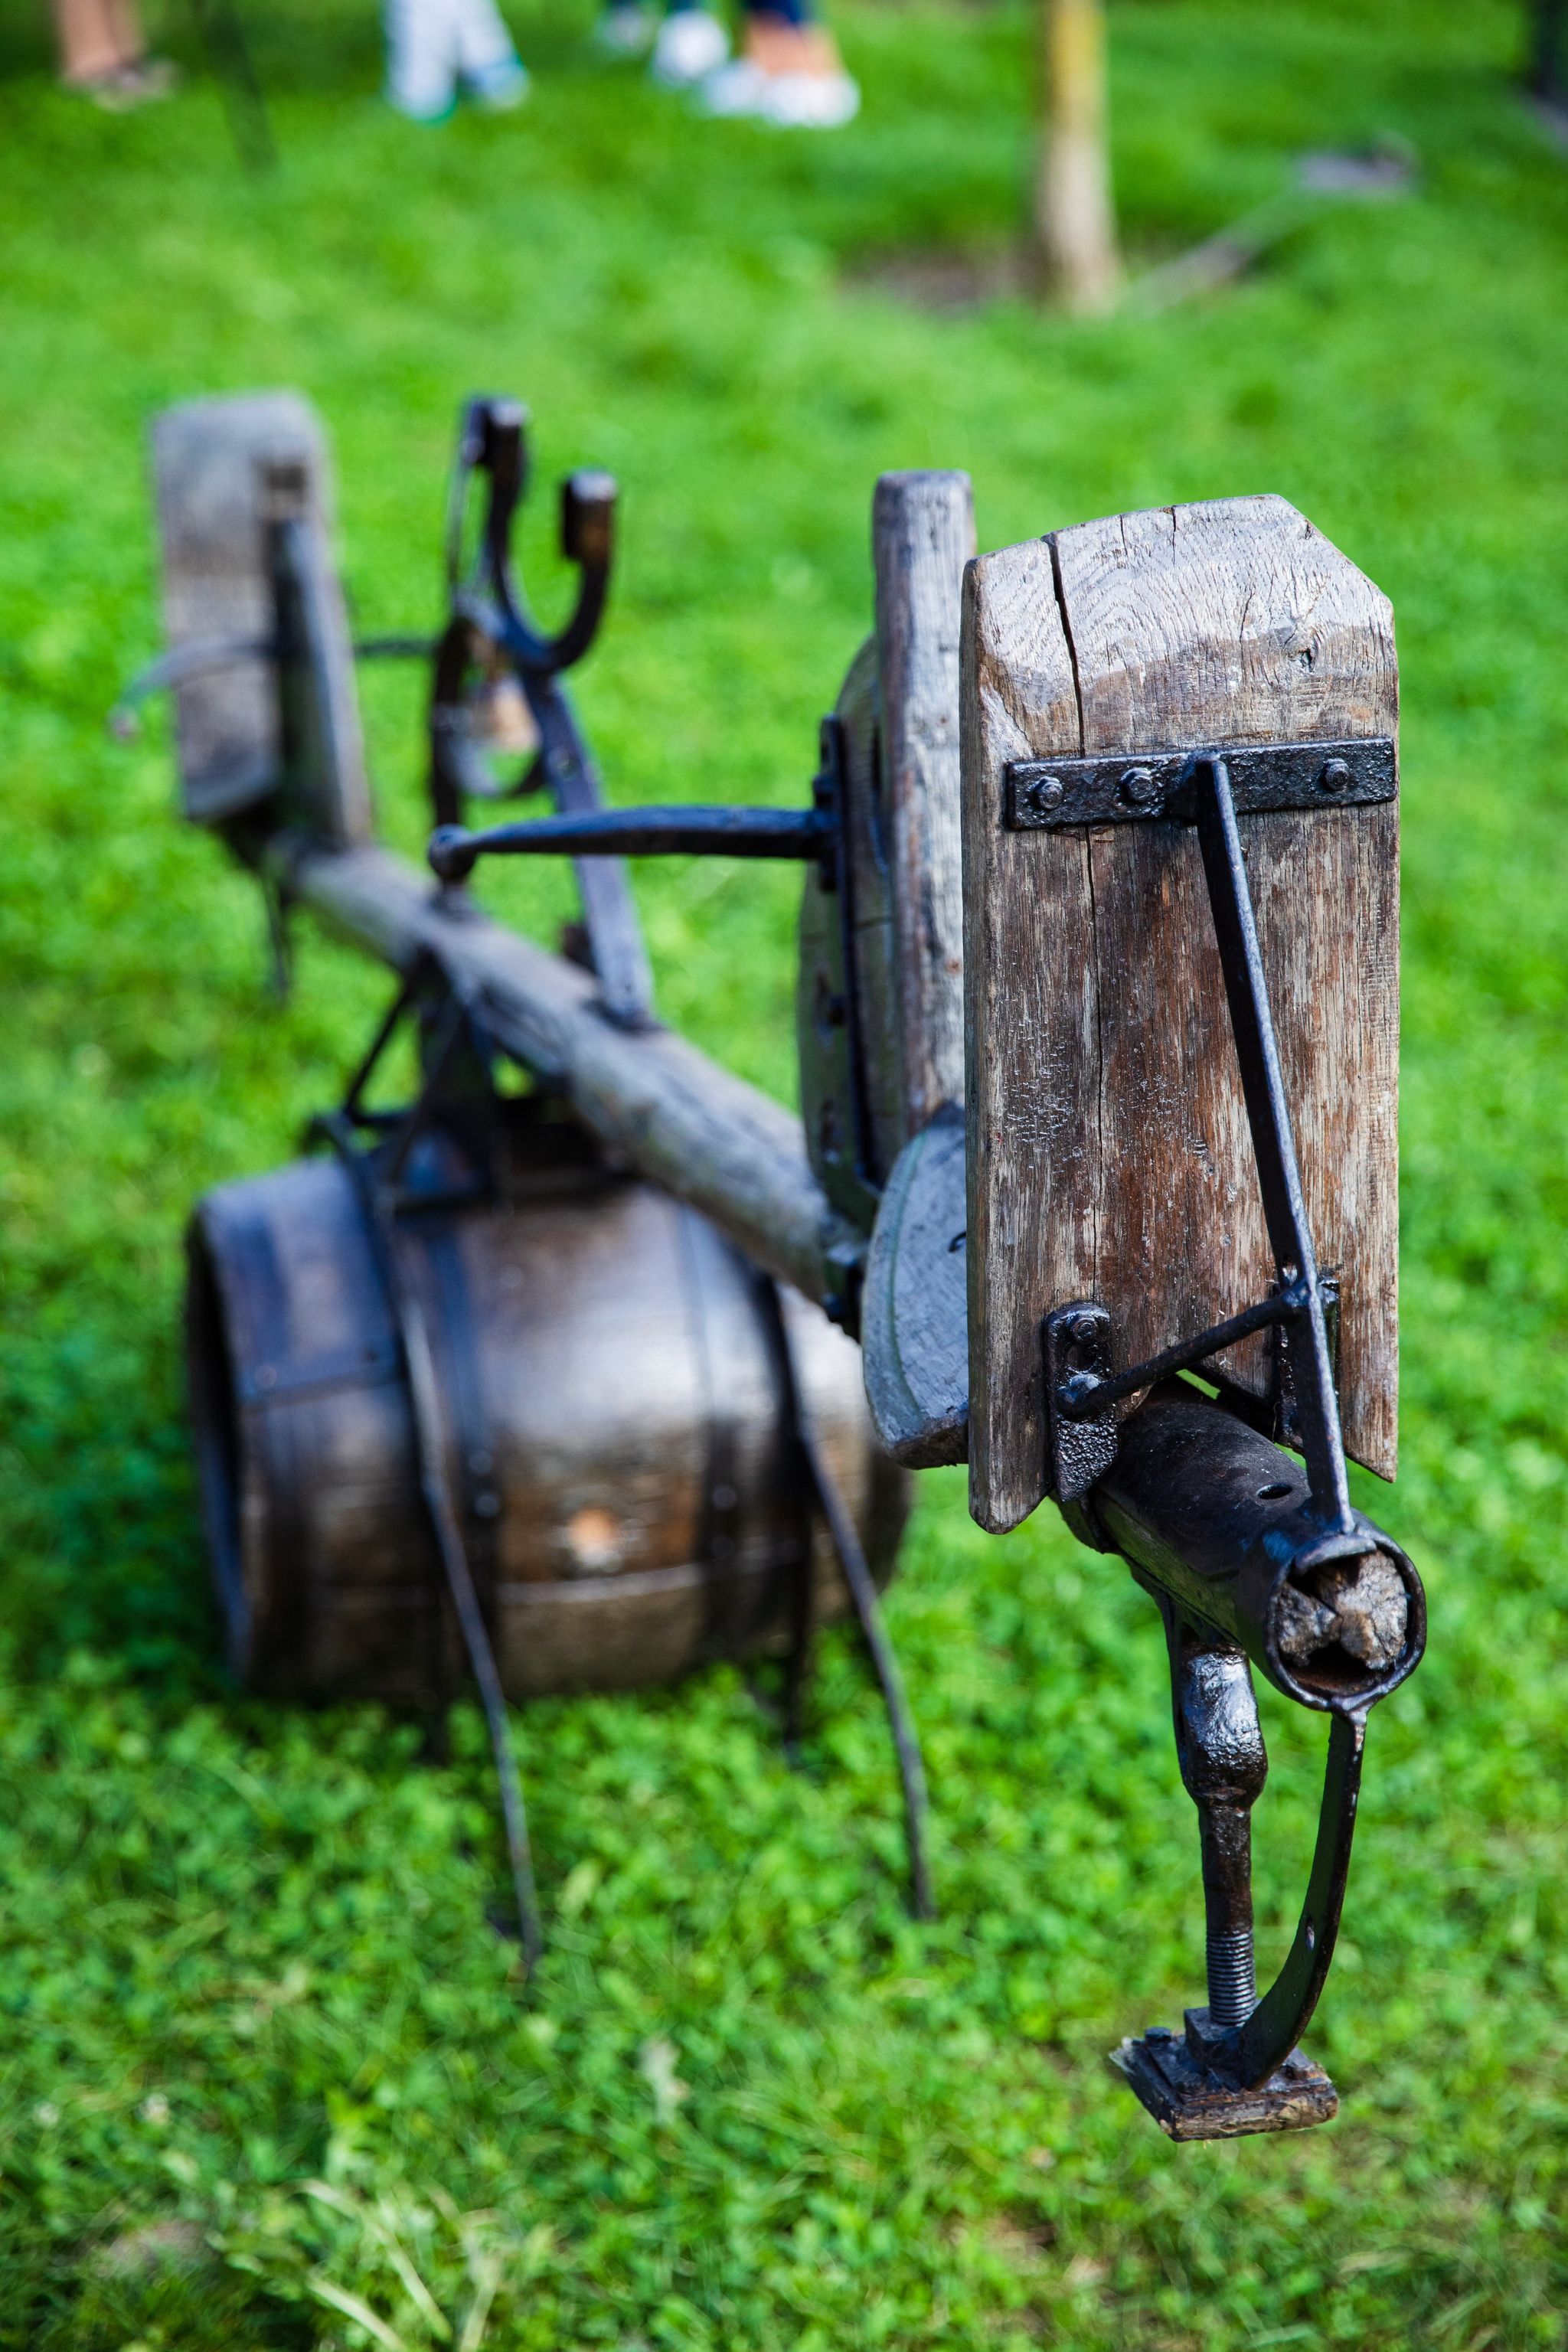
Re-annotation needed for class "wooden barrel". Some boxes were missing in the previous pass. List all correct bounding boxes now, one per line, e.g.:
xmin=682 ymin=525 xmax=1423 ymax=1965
xmin=186 ymin=1121 xmax=908 ymax=1704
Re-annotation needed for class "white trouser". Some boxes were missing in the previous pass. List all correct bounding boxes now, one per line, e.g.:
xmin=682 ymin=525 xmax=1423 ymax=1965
xmin=385 ymin=0 xmax=518 ymax=113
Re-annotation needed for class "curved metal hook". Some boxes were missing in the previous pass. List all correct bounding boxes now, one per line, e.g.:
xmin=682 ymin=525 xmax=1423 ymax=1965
xmin=107 ymin=631 xmax=274 ymax=740
xmin=1215 ymin=1705 xmax=1367 ymax=2090
xmin=445 ymin=397 xmax=616 ymax=678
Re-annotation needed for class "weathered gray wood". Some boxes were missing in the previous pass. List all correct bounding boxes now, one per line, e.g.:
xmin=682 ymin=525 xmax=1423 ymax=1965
xmin=286 ymin=839 xmax=858 ymax=1306
xmin=874 ymin=472 xmax=975 ymax=1135
xmin=152 ymin=393 xmax=371 ymax=844
xmin=963 ymin=496 xmax=1399 ymax=1533
xmin=799 ymin=472 xmax=974 ymax=1234
xmin=861 ymin=1104 xmax=969 ymax=1466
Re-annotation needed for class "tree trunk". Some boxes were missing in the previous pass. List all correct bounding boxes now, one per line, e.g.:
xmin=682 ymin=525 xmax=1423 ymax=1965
xmin=1034 ymin=0 xmax=1120 ymax=312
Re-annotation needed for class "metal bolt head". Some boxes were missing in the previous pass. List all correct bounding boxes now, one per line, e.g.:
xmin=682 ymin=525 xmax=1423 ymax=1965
xmin=1059 ymin=1369 xmax=1104 ymax=1416
xmin=1119 ymin=765 xmax=1160 ymax=808
xmin=1318 ymin=757 xmax=1352 ymax=794
xmin=1069 ymin=1310 xmax=1101 ymax=1346
xmin=1029 ymin=774 xmax=1066 ymax=813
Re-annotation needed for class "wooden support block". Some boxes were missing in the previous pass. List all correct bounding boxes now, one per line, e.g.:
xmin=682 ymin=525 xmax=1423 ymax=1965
xmin=799 ymin=472 xmax=975 ymax=1230
xmin=874 ymin=472 xmax=974 ymax=1135
xmin=962 ymin=497 xmax=1399 ymax=1533
xmin=151 ymin=392 xmax=371 ymax=845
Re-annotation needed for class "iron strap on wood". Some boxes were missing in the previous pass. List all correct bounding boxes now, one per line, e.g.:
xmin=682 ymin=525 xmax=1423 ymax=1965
xmin=1043 ymin=750 xmax=1359 ymax=1536
xmin=1003 ymin=735 xmax=1396 ymax=829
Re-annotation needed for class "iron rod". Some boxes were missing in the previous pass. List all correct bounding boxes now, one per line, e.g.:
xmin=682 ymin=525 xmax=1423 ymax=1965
xmin=1187 ymin=754 xmax=1354 ymax=1534
xmin=430 ymin=805 xmax=832 ymax=882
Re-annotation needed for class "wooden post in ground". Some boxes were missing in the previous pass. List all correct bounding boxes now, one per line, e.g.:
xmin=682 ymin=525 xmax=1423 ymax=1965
xmin=1034 ymin=0 xmax=1120 ymax=312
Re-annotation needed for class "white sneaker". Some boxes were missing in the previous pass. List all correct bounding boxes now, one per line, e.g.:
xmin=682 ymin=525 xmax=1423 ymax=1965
xmin=760 ymin=67 xmax=858 ymax=126
xmin=594 ymin=3 xmax=655 ymax=57
xmin=465 ymin=55 xmax=530 ymax=110
xmin=697 ymin=57 xmax=769 ymax=114
xmin=651 ymin=8 xmax=730 ymax=87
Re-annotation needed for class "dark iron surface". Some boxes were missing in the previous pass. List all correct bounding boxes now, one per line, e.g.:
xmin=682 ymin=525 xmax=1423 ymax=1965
xmin=1004 ymin=735 xmax=1396 ymax=830
xmin=1037 ymin=747 xmax=1425 ymax=2137
xmin=429 ymin=803 xmax=832 ymax=883
xmin=430 ymin=398 xmax=653 ymax=1027
xmin=1044 ymin=753 xmax=1359 ymax=1537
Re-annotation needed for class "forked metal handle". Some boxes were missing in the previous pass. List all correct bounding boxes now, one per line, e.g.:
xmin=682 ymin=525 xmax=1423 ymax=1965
xmin=446 ymin=396 xmax=616 ymax=678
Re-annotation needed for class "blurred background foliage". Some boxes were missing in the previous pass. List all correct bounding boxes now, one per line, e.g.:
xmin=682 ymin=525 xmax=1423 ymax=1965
xmin=0 ymin=0 xmax=1566 ymax=2342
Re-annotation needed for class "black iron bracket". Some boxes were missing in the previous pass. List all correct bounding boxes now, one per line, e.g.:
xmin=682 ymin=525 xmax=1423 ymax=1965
xmin=1042 ymin=750 xmax=1357 ymax=1540
xmin=1004 ymin=734 xmax=1395 ymax=831
xmin=1110 ymin=1600 xmax=1365 ymax=2139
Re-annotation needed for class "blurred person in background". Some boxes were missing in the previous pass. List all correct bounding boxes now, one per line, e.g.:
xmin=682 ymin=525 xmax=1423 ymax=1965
xmin=596 ymin=0 xmax=858 ymax=127
xmin=385 ymin=0 xmax=529 ymax=119
xmin=50 ymin=0 xmax=175 ymax=106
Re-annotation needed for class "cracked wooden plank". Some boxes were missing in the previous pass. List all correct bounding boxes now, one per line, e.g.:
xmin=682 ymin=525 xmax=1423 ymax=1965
xmin=962 ymin=496 xmax=1398 ymax=1533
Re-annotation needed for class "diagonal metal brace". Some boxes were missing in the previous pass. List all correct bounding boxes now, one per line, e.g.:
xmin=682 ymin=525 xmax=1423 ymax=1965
xmin=1044 ymin=753 xmax=1356 ymax=1536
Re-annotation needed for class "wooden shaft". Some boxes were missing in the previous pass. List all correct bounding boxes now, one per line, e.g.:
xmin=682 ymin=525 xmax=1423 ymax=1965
xmin=281 ymin=838 xmax=854 ymax=1303
xmin=1034 ymin=0 xmax=1120 ymax=312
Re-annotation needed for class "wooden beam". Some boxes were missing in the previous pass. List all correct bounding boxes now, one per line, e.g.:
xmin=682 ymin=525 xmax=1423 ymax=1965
xmin=285 ymin=839 xmax=854 ymax=1306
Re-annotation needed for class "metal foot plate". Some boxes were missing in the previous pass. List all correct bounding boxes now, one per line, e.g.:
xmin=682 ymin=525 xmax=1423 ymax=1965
xmin=1109 ymin=2028 xmax=1338 ymax=2141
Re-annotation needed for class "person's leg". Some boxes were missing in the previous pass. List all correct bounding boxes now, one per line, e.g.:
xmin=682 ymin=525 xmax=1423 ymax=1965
xmin=703 ymin=0 xmax=858 ymax=124
xmin=649 ymin=0 xmax=730 ymax=88
xmin=450 ymin=0 xmax=528 ymax=104
xmin=385 ymin=0 xmax=460 ymax=119
xmin=52 ymin=0 xmax=142 ymax=84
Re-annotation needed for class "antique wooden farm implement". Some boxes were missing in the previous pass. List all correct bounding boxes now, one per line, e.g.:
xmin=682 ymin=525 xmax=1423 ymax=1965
xmin=134 ymin=388 xmax=1425 ymax=2138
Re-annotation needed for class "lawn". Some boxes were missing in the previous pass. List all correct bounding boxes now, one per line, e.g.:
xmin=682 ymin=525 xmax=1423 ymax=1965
xmin=1 ymin=0 xmax=1566 ymax=2343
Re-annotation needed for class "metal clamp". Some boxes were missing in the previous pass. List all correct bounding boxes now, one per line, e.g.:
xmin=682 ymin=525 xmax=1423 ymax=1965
xmin=1005 ymin=735 xmax=1396 ymax=831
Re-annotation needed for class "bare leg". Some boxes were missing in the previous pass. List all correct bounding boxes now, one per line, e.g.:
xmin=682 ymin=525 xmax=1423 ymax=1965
xmin=701 ymin=2 xmax=860 ymax=125
xmin=52 ymin=0 xmax=145 ymax=83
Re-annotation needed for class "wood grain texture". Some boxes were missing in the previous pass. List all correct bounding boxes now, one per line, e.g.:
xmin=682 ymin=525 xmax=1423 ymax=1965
xmin=286 ymin=839 xmax=858 ymax=1308
xmin=152 ymin=392 xmax=371 ymax=844
xmin=189 ymin=1155 xmax=904 ymax=1702
xmin=799 ymin=473 xmax=975 ymax=1233
xmin=963 ymin=496 xmax=1399 ymax=1533
xmin=873 ymin=472 xmax=975 ymax=1134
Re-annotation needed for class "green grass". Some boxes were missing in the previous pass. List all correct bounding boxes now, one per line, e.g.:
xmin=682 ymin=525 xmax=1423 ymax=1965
xmin=2 ymin=0 xmax=1567 ymax=2342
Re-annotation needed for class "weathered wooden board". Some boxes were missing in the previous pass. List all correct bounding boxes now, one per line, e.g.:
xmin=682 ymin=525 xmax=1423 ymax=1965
xmin=962 ymin=496 xmax=1399 ymax=1533
xmin=799 ymin=472 xmax=975 ymax=1230
xmin=874 ymin=472 xmax=975 ymax=1133
xmin=152 ymin=392 xmax=371 ymax=844
xmin=286 ymin=838 xmax=859 ymax=1310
